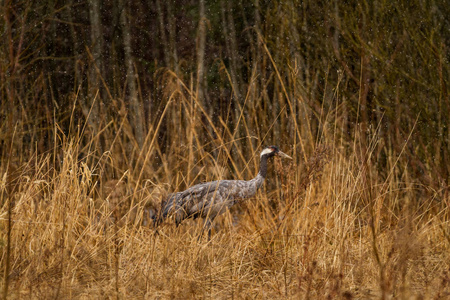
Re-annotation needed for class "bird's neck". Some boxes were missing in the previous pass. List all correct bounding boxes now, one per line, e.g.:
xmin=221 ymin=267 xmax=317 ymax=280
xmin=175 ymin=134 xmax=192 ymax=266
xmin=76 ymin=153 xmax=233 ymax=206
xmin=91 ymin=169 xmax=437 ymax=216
xmin=251 ymin=155 xmax=269 ymax=189
xmin=258 ymin=154 xmax=269 ymax=178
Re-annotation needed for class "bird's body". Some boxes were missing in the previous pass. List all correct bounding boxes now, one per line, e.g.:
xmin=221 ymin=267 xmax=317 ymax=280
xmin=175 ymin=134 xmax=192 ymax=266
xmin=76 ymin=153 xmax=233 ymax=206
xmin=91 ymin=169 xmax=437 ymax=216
xmin=154 ymin=146 xmax=291 ymax=235
xmin=158 ymin=175 xmax=265 ymax=225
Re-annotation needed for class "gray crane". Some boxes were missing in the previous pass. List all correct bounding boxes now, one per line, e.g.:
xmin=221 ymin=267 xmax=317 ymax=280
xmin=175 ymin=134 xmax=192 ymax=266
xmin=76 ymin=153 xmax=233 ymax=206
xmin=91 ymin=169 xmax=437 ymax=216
xmin=153 ymin=146 xmax=292 ymax=237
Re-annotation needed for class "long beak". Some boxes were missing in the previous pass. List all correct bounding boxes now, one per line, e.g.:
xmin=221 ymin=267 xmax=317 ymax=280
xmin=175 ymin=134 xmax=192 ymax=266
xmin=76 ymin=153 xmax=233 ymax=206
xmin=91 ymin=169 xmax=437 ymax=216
xmin=277 ymin=151 xmax=292 ymax=159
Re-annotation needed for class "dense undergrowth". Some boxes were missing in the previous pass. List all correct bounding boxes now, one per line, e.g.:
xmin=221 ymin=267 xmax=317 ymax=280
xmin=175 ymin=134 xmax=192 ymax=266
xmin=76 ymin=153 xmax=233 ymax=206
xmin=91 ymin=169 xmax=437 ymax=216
xmin=1 ymin=0 xmax=449 ymax=298
xmin=1 ymin=77 xmax=449 ymax=298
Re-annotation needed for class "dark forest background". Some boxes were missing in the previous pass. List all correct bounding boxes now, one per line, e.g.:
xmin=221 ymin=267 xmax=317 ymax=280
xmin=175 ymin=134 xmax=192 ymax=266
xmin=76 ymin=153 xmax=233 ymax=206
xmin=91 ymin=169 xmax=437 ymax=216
xmin=1 ymin=0 xmax=449 ymax=189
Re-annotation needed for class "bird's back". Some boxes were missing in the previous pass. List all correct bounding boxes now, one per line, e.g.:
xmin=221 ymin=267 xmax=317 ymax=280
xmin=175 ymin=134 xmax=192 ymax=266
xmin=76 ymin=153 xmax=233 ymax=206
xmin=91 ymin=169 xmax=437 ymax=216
xmin=155 ymin=178 xmax=260 ymax=225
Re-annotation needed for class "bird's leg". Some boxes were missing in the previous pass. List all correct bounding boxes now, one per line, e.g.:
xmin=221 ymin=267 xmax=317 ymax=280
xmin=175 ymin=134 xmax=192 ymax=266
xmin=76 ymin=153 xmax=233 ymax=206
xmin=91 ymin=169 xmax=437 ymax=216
xmin=198 ymin=218 xmax=212 ymax=241
xmin=205 ymin=218 xmax=212 ymax=241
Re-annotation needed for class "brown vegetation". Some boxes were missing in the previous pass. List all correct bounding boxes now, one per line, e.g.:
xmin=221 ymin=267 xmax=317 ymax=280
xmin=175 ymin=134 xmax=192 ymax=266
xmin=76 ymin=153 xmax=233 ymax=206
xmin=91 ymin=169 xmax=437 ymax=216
xmin=0 ymin=0 xmax=449 ymax=298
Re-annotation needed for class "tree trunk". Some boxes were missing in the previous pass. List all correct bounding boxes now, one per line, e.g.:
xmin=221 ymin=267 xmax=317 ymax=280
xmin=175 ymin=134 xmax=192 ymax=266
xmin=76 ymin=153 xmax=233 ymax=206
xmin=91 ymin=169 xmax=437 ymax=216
xmin=196 ymin=0 xmax=207 ymax=110
xmin=226 ymin=0 xmax=241 ymax=102
xmin=155 ymin=0 xmax=170 ymax=68
xmin=87 ymin=0 xmax=102 ymax=131
xmin=221 ymin=0 xmax=242 ymax=149
xmin=167 ymin=1 xmax=179 ymax=75
xmin=120 ymin=0 xmax=145 ymax=148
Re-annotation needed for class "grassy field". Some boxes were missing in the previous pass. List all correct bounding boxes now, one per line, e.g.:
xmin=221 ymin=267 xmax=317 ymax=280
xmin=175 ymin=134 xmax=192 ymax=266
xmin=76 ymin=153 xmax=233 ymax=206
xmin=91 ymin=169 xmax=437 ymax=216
xmin=1 ymin=75 xmax=449 ymax=299
xmin=0 ymin=1 xmax=448 ymax=298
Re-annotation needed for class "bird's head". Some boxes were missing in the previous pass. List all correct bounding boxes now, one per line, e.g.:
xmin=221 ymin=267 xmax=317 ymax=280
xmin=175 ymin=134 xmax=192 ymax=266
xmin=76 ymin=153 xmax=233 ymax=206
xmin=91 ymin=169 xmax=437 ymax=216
xmin=260 ymin=146 xmax=292 ymax=159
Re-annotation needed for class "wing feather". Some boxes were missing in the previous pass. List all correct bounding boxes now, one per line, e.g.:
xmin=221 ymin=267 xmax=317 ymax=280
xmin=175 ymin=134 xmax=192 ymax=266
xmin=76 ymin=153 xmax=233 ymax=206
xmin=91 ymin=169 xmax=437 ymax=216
xmin=156 ymin=179 xmax=256 ymax=225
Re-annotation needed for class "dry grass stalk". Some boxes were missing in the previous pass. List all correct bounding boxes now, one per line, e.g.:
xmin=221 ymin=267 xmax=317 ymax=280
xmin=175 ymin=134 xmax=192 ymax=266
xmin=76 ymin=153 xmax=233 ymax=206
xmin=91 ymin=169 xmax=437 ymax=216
xmin=0 ymin=58 xmax=449 ymax=300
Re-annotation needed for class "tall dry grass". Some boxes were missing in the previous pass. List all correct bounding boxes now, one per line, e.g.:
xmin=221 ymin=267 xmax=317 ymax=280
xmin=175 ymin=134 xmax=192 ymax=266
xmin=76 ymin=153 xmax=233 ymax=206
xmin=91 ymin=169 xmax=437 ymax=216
xmin=1 ymin=67 xmax=449 ymax=299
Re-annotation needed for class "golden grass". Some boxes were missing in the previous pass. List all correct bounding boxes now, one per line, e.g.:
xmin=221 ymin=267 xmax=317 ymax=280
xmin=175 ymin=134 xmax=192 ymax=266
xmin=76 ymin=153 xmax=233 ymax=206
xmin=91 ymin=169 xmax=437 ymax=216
xmin=1 ymin=74 xmax=449 ymax=299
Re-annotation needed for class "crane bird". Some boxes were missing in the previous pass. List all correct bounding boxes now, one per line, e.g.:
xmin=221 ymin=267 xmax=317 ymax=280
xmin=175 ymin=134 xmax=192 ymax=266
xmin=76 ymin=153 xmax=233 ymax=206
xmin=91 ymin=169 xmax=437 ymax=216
xmin=153 ymin=146 xmax=292 ymax=238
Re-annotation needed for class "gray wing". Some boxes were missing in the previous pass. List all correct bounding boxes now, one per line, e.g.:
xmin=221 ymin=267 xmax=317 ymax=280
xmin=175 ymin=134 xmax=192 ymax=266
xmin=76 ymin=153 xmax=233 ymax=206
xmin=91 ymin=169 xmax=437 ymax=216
xmin=157 ymin=180 xmax=243 ymax=224
xmin=155 ymin=179 xmax=259 ymax=226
